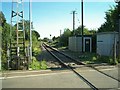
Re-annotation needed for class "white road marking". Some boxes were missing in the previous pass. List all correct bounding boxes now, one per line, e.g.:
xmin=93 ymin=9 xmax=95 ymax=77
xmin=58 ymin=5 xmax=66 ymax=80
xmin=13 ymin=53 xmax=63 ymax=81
xmin=0 ymin=77 xmax=5 ymax=80
xmin=1 ymin=67 xmax=118 ymax=79
xmin=78 ymin=68 xmax=117 ymax=72
xmin=2 ymin=70 xmax=51 ymax=74
xmin=1 ymin=71 xmax=72 ymax=79
xmin=99 ymin=68 xmax=117 ymax=71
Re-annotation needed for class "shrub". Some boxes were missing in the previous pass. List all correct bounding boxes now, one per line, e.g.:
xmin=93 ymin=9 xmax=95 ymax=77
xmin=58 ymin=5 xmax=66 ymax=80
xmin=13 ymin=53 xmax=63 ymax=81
xmin=29 ymin=57 xmax=41 ymax=70
xmin=29 ymin=57 xmax=47 ymax=70
xmin=1 ymin=50 xmax=8 ymax=70
xmin=33 ymin=47 xmax=41 ymax=56
xmin=40 ymin=60 xmax=47 ymax=70
xmin=109 ymin=58 xmax=118 ymax=65
xmin=92 ymin=56 xmax=97 ymax=61
xmin=97 ymin=56 xmax=109 ymax=63
xmin=118 ymin=58 xmax=120 ymax=63
xmin=97 ymin=56 xmax=118 ymax=65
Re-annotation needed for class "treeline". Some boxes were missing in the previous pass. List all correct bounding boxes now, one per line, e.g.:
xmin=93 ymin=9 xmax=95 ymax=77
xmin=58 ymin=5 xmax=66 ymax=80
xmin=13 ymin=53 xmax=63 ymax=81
xmin=58 ymin=27 xmax=96 ymax=46
xmin=0 ymin=11 xmax=40 ymax=70
xmin=46 ymin=26 xmax=96 ymax=47
xmin=98 ymin=4 xmax=120 ymax=32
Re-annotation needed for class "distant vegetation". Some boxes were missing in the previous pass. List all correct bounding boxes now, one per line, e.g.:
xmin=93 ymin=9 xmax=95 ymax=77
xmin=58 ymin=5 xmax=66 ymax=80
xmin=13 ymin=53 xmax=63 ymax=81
xmin=47 ymin=26 xmax=96 ymax=49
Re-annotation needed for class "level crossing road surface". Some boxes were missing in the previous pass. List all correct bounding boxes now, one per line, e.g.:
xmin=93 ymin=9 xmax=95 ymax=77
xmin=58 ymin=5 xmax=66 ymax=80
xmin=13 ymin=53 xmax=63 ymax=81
xmin=94 ymin=65 xmax=119 ymax=81
xmin=2 ymin=70 xmax=90 ymax=88
xmin=1 ymin=66 xmax=119 ymax=89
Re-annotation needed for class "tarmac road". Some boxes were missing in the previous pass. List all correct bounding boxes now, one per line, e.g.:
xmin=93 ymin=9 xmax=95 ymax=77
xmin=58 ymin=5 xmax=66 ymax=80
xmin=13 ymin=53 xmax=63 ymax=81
xmin=1 ymin=66 xmax=119 ymax=89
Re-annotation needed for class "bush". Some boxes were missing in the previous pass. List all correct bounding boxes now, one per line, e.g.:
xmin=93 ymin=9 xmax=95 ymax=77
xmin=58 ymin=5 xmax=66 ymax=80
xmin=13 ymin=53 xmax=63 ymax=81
xmin=33 ymin=47 xmax=41 ymax=56
xmin=1 ymin=50 xmax=8 ymax=70
xmin=92 ymin=56 xmax=97 ymax=61
xmin=109 ymin=58 xmax=118 ymax=65
xmin=118 ymin=58 xmax=120 ymax=63
xmin=29 ymin=57 xmax=41 ymax=70
xmin=40 ymin=60 xmax=47 ymax=70
xmin=97 ymin=56 xmax=118 ymax=65
xmin=29 ymin=57 xmax=47 ymax=70
xmin=97 ymin=56 xmax=110 ymax=63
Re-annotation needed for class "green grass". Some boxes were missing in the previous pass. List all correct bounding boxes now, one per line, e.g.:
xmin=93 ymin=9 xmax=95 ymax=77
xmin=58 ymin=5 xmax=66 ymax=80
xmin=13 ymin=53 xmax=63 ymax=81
xmin=78 ymin=53 xmax=98 ymax=64
xmin=78 ymin=52 xmax=118 ymax=65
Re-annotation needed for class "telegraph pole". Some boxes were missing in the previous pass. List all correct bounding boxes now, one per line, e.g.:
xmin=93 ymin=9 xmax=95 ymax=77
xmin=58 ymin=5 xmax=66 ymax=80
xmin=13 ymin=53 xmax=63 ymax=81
xmin=29 ymin=0 xmax=32 ymax=63
xmin=118 ymin=2 xmax=120 ymax=62
xmin=81 ymin=0 xmax=84 ymax=53
xmin=71 ymin=11 xmax=77 ymax=35
xmin=60 ymin=30 xmax=62 ymax=36
xmin=115 ymin=0 xmax=120 ymax=62
xmin=50 ymin=34 xmax=51 ymax=40
xmin=113 ymin=31 xmax=117 ymax=64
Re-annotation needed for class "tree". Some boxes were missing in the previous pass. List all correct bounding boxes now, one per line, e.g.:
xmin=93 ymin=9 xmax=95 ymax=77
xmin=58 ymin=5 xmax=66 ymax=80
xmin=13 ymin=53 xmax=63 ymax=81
xmin=0 ymin=11 xmax=6 ymax=27
xmin=1 ymin=12 xmax=11 ymax=69
xmin=32 ymin=30 xmax=40 ymax=40
xmin=52 ymin=36 xmax=56 ymax=41
xmin=59 ymin=28 xmax=71 ymax=46
xmin=98 ymin=5 xmax=120 ymax=32
xmin=74 ymin=26 xmax=96 ymax=35
xmin=43 ymin=37 xmax=49 ymax=42
xmin=1 ymin=11 xmax=41 ymax=69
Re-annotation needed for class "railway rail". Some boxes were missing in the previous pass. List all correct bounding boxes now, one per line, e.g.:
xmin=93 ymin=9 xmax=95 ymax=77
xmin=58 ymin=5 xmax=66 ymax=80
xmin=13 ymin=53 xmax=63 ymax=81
xmin=42 ymin=43 xmax=119 ymax=89
xmin=42 ymin=43 xmax=98 ymax=90
xmin=43 ymin=43 xmax=120 ymax=82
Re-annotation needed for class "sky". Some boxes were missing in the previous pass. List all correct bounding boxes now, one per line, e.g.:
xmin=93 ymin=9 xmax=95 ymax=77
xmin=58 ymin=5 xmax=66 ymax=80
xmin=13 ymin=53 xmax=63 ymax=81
xmin=1 ymin=1 xmax=117 ymax=39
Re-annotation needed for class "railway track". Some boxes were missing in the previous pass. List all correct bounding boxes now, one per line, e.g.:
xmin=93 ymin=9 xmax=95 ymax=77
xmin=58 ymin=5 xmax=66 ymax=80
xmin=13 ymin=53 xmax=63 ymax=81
xmin=42 ymin=43 xmax=119 ymax=89
xmin=43 ymin=43 xmax=120 ymax=82
xmin=40 ymin=43 xmax=62 ymax=69
xmin=43 ymin=43 xmax=98 ymax=90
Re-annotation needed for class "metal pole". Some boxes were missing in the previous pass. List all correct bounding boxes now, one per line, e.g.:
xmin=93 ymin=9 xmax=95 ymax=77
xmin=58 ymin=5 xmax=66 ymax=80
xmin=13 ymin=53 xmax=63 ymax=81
xmin=73 ymin=11 xmax=75 ymax=35
xmin=113 ymin=31 xmax=116 ymax=64
xmin=118 ymin=2 xmax=120 ymax=62
xmin=81 ymin=0 xmax=84 ymax=53
xmin=50 ymin=34 xmax=51 ymax=39
xmin=29 ymin=0 xmax=32 ymax=63
xmin=17 ymin=1 xmax=19 ymax=57
xmin=60 ymin=30 xmax=61 ymax=36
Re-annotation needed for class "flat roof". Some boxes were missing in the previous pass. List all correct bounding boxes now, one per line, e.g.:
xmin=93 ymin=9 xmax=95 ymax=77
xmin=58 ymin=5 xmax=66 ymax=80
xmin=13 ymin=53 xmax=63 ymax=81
xmin=97 ymin=32 xmax=118 ymax=35
xmin=76 ymin=35 xmax=92 ymax=37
